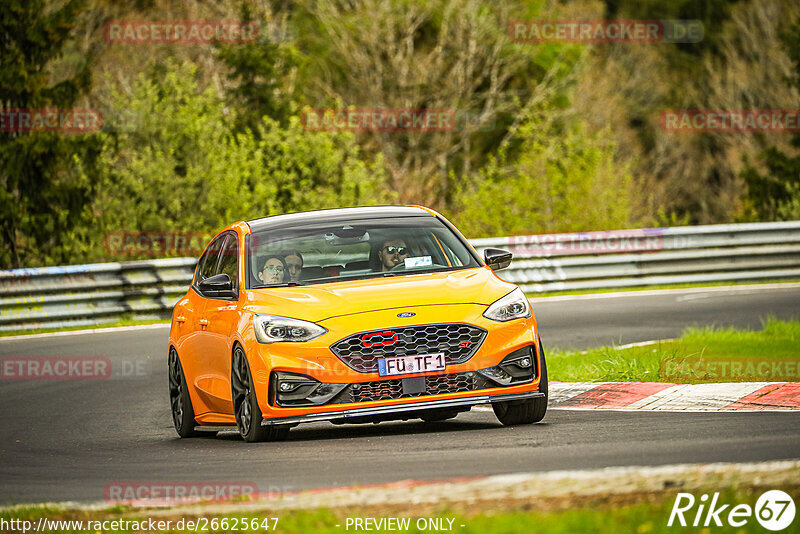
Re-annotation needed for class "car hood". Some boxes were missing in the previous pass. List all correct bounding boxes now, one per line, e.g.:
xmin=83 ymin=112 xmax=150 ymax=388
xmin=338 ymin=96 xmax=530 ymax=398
xmin=243 ymin=267 xmax=516 ymax=322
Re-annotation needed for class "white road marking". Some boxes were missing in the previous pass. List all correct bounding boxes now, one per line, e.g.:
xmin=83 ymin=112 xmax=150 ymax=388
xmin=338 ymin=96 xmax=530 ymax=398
xmin=529 ymin=282 xmax=800 ymax=302
xmin=0 ymin=323 xmax=170 ymax=342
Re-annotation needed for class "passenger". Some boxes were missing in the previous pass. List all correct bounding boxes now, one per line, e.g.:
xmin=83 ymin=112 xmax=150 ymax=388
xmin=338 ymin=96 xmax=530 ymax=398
xmin=258 ymin=255 xmax=286 ymax=284
xmin=377 ymin=239 xmax=409 ymax=272
xmin=284 ymin=250 xmax=303 ymax=282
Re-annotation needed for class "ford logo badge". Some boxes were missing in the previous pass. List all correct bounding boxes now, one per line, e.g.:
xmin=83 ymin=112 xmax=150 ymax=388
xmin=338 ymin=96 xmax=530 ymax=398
xmin=397 ymin=312 xmax=416 ymax=318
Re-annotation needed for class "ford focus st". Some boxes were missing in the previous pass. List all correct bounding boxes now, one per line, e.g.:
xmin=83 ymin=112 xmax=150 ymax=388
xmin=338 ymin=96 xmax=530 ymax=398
xmin=168 ymin=206 xmax=548 ymax=441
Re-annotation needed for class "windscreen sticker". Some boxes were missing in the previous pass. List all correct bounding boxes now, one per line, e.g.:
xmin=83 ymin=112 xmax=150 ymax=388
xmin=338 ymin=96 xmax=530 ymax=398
xmin=405 ymin=256 xmax=432 ymax=268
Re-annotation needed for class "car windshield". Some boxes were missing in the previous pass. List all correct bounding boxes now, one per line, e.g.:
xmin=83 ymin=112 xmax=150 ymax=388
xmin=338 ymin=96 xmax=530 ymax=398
xmin=246 ymin=216 xmax=481 ymax=288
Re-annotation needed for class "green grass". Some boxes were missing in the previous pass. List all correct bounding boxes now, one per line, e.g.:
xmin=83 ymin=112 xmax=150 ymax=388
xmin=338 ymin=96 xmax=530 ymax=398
xmin=548 ymin=317 xmax=800 ymax=383
xmin=1 ymin=487 xmax=796 ymax=533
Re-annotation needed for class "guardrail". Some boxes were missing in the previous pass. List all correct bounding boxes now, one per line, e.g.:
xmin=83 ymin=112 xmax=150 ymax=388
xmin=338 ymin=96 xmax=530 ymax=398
xmin=1 ymin=221 xmax=799 ymax=332
xmin=470 ymin=220 xmax=800 ymax=293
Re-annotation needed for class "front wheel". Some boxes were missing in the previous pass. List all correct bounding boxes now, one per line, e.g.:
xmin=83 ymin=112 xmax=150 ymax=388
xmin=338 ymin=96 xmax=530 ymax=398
xmin=231 ymin=346 xmax=289 ymax=442
xmin=493 ymin=340 xmax=548 ymax=425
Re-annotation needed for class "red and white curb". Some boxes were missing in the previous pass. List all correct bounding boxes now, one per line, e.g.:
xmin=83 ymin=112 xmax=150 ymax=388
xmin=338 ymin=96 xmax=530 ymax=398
xmin=549 ymin=381 xmax=800 ymax=411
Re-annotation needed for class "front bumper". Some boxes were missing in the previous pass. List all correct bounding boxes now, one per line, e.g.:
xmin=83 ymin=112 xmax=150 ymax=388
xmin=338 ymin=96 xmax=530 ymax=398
xmin=250 ymin=304 xmax=541 ymax=419
xmin=261 ymin=390 xmax=545 ymax=426
xmin=273 ymin=343 xmax=539 ymax=407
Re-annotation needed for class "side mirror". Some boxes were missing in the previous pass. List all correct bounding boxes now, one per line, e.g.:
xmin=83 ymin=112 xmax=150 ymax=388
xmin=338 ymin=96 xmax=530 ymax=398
xmin=198 ymin=273 xmax=237 ymax=299
xmin=484 ymin=248 xmax=513 ymax=271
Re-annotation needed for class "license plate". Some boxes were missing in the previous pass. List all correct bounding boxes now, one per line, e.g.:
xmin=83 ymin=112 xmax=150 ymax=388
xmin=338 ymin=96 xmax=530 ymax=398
xmin=377 ymin=353 xmax=446 ymax=377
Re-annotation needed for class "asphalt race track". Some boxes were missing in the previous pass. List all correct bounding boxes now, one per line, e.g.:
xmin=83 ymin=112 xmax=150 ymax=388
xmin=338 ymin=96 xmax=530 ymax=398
xmin=1 ymin=285 xmax=799 ymax=504
xmin=534 ymin=283 xmax=800 ymax=350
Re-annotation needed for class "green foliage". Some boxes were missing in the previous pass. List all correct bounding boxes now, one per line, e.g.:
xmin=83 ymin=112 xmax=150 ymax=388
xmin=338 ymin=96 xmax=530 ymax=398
xmin=290 ymin=0 xmax=581 ymax=209
xmin=449 ymin=113 xmax=633 ymax=238
xmin=739 ymin=18 xmax=800 ymax=221
xmin=216 ymin=3 xmax=299 ymax=132
xmin=89 ymin=62 xmax=253 ymax=237
xmin=85 ymin=61 xmax=391 ymax=260
xmin=0 ymin=0 xmax=103 ymax=269
xmin=741 ymin=146 xmax=800 ymax=220
xmin=603 ymin=0 xmax=741 ymax=57
xmin=4 ymin=0 xmax=799 ymax=268
xmin=256 ymin=115 xmax=391 ymax=215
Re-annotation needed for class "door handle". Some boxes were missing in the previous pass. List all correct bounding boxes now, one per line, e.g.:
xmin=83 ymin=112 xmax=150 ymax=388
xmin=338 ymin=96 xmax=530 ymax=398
xmin=199 ymin=319 xmax=209 ymax=328
xmin=175 ymin=316 xmax=186 ymax=323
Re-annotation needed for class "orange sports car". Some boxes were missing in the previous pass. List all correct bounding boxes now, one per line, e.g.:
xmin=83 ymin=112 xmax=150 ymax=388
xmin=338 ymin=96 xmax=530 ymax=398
xmin=168 ymin=206 xmax=547 ymax=441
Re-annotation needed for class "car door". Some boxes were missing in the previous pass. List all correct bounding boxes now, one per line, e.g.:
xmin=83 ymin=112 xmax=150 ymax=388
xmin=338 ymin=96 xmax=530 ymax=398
xmin=177 ymin=233 xmax=227 ymax=417
xmin=196 ymin=231 xmax=241 ymax=415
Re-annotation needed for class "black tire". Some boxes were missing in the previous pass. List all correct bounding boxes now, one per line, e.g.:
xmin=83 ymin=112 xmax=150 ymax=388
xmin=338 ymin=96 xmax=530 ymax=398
xmin=419 ymin=409 xmax=460 ymax=422
xmin=493 ymin=339 xmax=548 ymax=426
xmin=168 ymin=347 xmax=202 ymax=438
xmin=231 ymin=345 xmax=289 ymax=443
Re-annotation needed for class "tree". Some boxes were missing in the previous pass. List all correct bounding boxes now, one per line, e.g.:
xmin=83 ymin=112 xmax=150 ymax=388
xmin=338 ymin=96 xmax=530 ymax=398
xmin=450 ymin=111 xmax=633 ymax=237
xmin=292 ymin=0 xmax=578 ymax=209
xmin=740 ymin=17 xmax=800 ymax=220
xmin=0 ymin=0 xmax=102 ymax=268
xmin=86 ymin=60 xmax=392 ymax=261
xmin=216 ymin=2 xmax=299 ymax=133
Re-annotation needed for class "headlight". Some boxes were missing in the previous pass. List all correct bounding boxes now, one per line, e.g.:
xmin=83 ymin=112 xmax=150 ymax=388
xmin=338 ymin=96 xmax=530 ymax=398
xmin=483 ymin=287 xmax=532 ymax=322
xmin=253 ymin=315 xmax=327 ymax=343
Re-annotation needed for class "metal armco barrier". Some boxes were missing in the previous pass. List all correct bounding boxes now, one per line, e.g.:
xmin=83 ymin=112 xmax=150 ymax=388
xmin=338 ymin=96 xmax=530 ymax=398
xmin=1 ymin=221 xmax=799 ymax=332
xmin=470 ymin=220 xmax=800 ymax=293
xmin=0 ymin=258 xmax=196 ymax=332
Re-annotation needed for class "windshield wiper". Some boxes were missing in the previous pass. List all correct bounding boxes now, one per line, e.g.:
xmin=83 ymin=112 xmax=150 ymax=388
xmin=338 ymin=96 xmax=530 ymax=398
xmin=264 ymin=281 xmax=307 ymax=287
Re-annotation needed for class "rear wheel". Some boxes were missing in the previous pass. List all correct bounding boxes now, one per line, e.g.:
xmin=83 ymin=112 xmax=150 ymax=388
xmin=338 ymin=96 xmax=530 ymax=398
xmin=168 ymin=347 xmax=202 ymax=438
xmin=493 ymin=340 xmax=548 ymax=425
xmin=231 ymin=346 xmax=289 ymax=442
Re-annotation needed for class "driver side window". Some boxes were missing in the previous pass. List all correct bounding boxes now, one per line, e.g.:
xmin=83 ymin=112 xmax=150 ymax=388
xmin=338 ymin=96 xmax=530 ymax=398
xmin=194 ymin=234 xmax=226 ymax=287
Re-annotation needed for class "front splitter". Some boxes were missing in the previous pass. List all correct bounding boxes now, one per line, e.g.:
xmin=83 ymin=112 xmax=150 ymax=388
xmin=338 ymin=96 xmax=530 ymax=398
xmin=261 ymin=390 xmax=545 ymax=426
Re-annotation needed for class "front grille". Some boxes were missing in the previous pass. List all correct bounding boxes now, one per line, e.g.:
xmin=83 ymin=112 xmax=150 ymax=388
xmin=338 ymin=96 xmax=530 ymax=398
xmin=342 ymin=372 xmax=491 ymax=403
xmin=426 ymin=373 xmax=475 ymax=396
xmin=330 ymin=323 xmax=487 ymax=373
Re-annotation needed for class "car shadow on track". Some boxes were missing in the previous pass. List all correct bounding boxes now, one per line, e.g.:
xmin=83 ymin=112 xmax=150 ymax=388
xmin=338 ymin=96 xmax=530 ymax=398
xmin=209 ymin=418 xmax=502 ymax=443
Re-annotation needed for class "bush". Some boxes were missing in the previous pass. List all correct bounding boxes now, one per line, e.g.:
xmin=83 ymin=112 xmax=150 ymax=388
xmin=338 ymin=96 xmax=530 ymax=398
xmin=450 ymin=112 xmax=633 ymax=238
xmin=82 ymin=61 xmax=392 ymax=262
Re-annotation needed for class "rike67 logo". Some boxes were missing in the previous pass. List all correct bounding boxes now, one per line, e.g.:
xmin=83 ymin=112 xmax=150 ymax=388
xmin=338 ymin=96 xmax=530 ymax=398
xmin=668 ymin=490 xmax=796 ymax=531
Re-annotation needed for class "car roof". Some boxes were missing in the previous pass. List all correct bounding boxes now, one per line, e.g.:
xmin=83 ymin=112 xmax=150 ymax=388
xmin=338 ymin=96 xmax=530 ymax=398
xmin=246 ymin=206 xmax=433 ymax=233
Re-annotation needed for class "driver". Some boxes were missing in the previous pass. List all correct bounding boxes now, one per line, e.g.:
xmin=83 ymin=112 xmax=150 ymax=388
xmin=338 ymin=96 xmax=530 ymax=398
xmin=378 ymin=239 xmax=409 ymax=272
